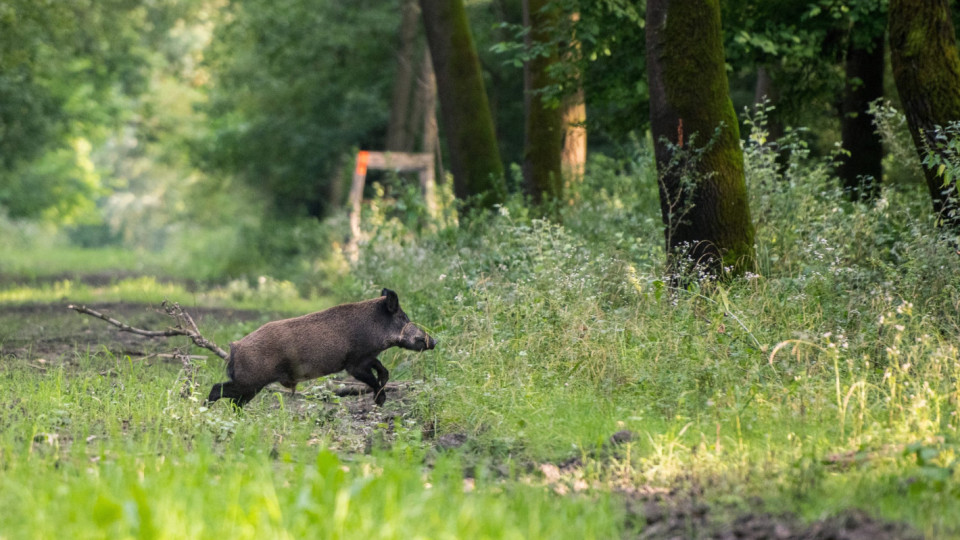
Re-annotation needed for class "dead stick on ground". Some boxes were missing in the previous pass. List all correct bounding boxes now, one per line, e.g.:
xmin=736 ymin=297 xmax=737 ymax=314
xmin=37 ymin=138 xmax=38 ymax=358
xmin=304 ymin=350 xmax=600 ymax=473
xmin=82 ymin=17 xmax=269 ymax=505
xmin=67 ymin=303 xmax=229 ymax=361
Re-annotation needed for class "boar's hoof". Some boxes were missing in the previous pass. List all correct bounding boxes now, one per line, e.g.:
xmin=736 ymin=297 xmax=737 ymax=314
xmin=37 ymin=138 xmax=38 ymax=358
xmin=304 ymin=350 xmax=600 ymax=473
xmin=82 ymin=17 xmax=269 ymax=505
xmin=374 ymin=388 xmax=387 ymax=406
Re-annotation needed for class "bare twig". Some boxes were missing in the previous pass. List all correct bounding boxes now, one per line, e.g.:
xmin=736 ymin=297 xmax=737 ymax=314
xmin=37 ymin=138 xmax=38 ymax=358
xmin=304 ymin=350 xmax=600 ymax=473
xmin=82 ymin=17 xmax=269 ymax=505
xmin=67 ymin=303 xmax=229 ymax=361
xmin=156 ymin=353 xmax=208 ymax=360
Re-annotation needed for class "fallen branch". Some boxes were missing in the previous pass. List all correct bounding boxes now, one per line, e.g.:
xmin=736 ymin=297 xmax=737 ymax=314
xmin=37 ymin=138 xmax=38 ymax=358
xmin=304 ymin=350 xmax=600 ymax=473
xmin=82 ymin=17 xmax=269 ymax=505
xmin=270 ymin=380 xmax=410 ymax=397
xmin=67 ymin=302 xmax=229 ymax=361
xmin=327 ymin=380 xmax=409 ymax=396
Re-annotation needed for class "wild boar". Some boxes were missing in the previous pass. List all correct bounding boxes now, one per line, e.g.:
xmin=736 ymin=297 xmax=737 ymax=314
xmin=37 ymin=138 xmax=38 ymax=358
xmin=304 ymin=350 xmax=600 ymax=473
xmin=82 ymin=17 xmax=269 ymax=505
xmin=207 ymin=288 xmax=436 ymax=408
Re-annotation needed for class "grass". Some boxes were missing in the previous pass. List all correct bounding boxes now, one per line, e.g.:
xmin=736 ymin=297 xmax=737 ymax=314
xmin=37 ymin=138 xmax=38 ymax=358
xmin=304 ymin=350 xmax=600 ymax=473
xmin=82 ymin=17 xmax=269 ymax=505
xmin=0 ymin=244 xmax=163 ymax=280
xmin=0 ymin=274 xmax=332 ymax=314
xmin=2 ymin=118 xmax=960 ymax=537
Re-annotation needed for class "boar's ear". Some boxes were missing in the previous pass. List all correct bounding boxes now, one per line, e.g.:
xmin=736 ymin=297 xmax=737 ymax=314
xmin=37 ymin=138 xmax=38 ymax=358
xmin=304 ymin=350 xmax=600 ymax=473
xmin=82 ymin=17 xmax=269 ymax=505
xmin=381 ymin=288 xmax=400 ymax=313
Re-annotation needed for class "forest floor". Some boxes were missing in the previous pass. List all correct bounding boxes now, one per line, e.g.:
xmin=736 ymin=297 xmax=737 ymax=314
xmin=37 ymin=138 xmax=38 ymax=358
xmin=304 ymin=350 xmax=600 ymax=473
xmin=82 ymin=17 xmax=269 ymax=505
xmin=0 ymin=280 xmax=925 ymax=539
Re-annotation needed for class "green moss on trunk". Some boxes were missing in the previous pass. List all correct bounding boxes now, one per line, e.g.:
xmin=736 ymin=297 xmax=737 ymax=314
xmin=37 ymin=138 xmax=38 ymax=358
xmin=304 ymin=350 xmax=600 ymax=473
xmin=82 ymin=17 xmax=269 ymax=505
xmin=889 ymin=0 xmax=960 ymax=229
xmin=421 ymin=0 xmax=506 ymax=209
xmin=523 ymin=0 xmax=564 ymax=210
xmin=646 ymin=0 xmax=755 ymax=275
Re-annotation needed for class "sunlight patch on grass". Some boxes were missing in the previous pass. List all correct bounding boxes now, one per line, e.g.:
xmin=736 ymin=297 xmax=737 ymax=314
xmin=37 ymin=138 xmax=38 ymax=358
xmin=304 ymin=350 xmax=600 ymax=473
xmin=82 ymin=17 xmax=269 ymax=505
xmin=0 ymin=275 xmax=332 ymax=314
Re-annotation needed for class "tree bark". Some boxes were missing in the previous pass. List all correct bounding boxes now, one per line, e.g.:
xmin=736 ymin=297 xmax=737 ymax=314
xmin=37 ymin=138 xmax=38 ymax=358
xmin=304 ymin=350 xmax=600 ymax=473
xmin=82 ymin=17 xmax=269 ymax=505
xmin=417 ymin=49 xmax=443 ymax=183
xmin=386 ymin=0 xmax=421 ymax=152
xmin=420 ymin=0 xmax=506 ymax=209
xmin=753 ymin=66 xmax=784 ymax=143
xmin=522 ymin=0 xmax=564 ymax=208
xmin=561 ymin=89 xmax=586 ymax=191
xmin=889 ymin=0 xmax=960 ymax=229
xmin=646 ymin=0 xmax=755 ymax=276
xmin=840 ymin=30 xmax=884 ymax=202
xmin=561 ymin=12 xmax=586 ymax=197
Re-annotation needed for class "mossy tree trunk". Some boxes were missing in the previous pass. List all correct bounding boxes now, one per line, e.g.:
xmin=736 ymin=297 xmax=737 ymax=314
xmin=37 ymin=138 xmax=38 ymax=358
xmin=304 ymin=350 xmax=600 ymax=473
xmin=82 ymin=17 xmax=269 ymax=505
xmin=420 ymin=0 xmax=506 ymax=209
xmin=645 ymin=0 xmax=755 ymax=276
xmin=840 ymin=28 xmax=885 ymax=201
xmin=522 ymin=0 xmax=563 ymax=209
xmin=889 ymin=0 xmax=960 ymax=230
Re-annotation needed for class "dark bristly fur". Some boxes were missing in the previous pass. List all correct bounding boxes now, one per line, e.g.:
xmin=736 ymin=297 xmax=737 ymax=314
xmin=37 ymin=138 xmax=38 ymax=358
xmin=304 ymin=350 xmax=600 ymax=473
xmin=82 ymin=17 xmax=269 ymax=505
xmin=206 ymin=289 xmax=436 ymax=408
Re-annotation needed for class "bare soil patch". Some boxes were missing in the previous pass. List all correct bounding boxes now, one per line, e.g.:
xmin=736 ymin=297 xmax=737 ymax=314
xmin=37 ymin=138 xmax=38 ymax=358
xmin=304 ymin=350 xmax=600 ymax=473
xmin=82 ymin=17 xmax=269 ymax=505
xmin=625 ymin=491 xmax=921 ymax=539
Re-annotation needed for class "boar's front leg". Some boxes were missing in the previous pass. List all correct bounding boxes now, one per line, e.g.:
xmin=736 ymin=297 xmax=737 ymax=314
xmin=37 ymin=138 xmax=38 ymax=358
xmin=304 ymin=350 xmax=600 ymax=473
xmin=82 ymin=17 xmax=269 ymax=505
xmin=370 ymin=358 xmax=390 ymax=405
xmin=371 ymin=358 xmax=389 ymax=389
xmin=346 ymin=357 xmax=389 ymax=406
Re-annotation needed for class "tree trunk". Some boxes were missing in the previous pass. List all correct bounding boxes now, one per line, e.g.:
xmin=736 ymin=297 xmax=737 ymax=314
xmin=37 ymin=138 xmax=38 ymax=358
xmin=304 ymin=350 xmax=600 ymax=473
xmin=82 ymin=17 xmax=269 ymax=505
xmin=646 ymin=0 xmax=755 ymax=276
xmin=420 ymin=0 xmax=506 ymax=209
xmin=561 ymin=11 xmax=586 ymax=197
xmin=752 ymin=66 xmax=784 ymax=143
xmin=839 ymin=30 xmax=884 ymax=201
xmin=561 ymin=89 xmax=586 ymax=192
xmin=386 ymin=0 xmax=421 ymax=152
xmin=417 ymin=49 xmax=443 ymax=182
xmin=419 ymin=49 xmax=441 ymax=216
xmin=522 ymin=0 xmax=563 ymax=208
xmin=889 ymin=0 xmax=960 ymax=229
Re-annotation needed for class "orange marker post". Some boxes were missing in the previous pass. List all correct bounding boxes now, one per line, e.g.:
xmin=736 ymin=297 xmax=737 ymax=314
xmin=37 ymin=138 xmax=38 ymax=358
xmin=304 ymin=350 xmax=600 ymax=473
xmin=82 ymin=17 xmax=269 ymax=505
xmin=355 ymin=150 xmax=370 ymax=177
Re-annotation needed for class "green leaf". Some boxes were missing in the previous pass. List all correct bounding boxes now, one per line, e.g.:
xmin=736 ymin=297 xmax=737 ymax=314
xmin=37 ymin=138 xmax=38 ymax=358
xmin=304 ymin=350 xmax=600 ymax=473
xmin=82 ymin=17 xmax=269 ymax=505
xmin=653 ymin=280 xmax=665 ymax=302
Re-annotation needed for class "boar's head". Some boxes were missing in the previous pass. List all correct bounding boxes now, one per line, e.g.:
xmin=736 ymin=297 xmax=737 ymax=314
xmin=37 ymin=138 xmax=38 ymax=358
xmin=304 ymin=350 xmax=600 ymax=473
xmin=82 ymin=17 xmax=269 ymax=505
xmin=382 ymin=288 xmax=436 ymax=351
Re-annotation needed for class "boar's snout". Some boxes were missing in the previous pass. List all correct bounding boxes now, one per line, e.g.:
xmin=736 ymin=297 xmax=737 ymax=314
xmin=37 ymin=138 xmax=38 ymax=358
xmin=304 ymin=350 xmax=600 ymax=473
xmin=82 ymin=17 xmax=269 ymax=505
xmin=400 ymin=323 xmax=437 ymax=352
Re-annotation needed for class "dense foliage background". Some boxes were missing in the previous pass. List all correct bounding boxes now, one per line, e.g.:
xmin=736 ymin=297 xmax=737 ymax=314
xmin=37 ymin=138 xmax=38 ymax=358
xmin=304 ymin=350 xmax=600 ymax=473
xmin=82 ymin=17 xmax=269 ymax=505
xmin=3 ymin=0 xmax=944 ymax=270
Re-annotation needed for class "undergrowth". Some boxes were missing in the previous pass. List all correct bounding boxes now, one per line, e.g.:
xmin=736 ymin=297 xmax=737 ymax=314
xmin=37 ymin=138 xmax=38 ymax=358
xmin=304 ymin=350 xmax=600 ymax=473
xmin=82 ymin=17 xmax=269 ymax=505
xmin=341 ymin=107 xmax=960 ymax=535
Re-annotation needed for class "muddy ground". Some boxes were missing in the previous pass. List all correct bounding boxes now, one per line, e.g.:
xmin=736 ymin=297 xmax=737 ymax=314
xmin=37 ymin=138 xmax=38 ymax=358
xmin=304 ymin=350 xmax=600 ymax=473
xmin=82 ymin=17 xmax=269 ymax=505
xmin=0 ymin=300 xmax=924 ymax=539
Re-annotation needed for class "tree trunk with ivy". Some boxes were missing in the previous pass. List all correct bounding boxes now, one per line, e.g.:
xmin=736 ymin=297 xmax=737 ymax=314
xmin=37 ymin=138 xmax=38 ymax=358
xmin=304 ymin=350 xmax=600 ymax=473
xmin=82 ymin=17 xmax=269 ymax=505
xmin=645 ymin=0 xmax=755 ymax=276
xmin=889 ymin=0 xmax=960 ymax=230
xmin=420 ymin=0 xmax=505 ymax=209
xmin=840 ymin=28 xmax=884 ymax=201
xmin=522 ymin=0 xmax=563 ymax=209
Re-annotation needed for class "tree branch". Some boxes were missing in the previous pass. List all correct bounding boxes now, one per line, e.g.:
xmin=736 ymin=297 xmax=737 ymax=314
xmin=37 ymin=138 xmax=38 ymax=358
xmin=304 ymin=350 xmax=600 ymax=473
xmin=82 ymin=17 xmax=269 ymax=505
xmin=67 ymin=302 xmax=230 ymax=361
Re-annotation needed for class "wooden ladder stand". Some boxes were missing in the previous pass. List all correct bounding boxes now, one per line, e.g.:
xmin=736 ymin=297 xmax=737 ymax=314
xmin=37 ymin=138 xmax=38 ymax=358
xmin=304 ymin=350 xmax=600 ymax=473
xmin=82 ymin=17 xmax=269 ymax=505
xmin=345 ymin=150 xmax=437 ymax=262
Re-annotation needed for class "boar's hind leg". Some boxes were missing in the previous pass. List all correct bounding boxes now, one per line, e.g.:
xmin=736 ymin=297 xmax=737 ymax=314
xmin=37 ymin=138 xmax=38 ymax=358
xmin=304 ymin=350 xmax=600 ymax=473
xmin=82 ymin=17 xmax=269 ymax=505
xmin=347 ymin=357 xmax=389 ymax=406
xmin=207 ymin=381 xmax=261 ymax=408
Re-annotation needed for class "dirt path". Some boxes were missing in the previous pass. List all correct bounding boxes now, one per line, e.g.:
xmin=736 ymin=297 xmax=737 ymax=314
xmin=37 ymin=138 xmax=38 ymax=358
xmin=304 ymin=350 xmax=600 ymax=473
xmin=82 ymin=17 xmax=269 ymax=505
xmin=0 ymin=302 xmax=261 ymax=362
